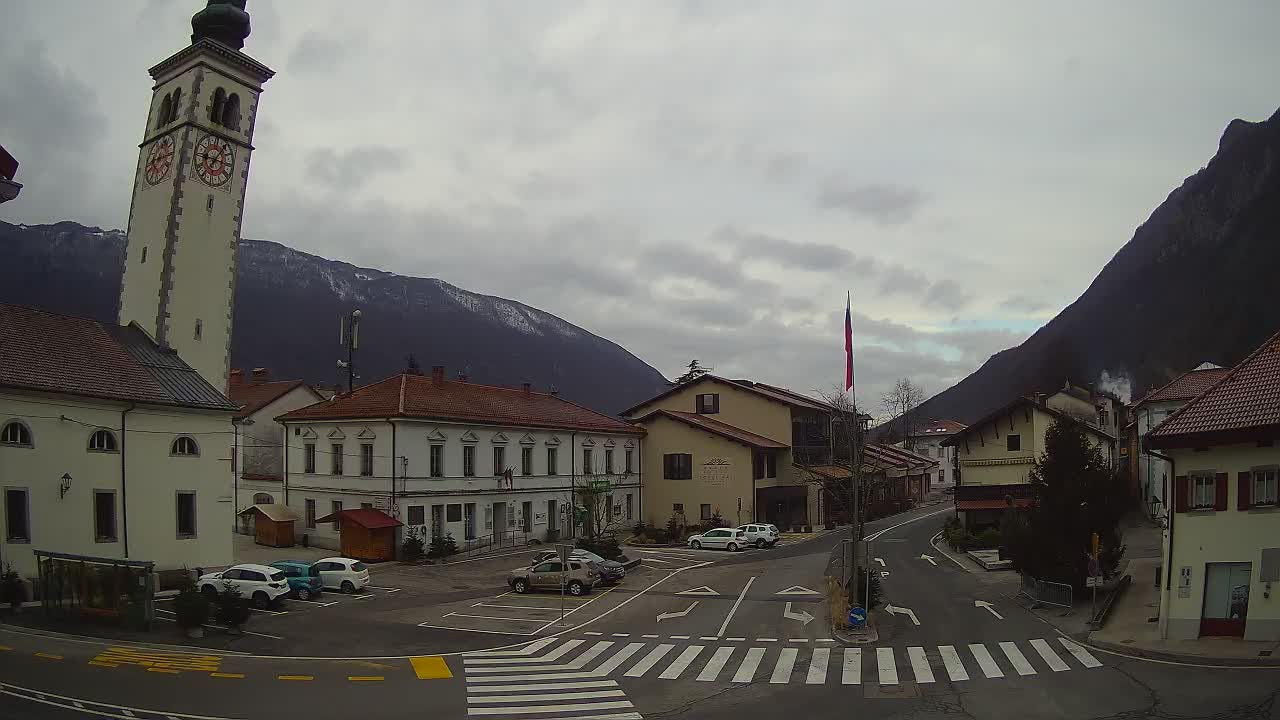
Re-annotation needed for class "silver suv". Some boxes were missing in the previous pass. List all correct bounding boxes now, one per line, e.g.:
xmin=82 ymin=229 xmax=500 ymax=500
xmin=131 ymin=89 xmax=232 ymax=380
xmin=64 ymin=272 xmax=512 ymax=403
xmin=736 ymin=523 xmax=780 ymax=548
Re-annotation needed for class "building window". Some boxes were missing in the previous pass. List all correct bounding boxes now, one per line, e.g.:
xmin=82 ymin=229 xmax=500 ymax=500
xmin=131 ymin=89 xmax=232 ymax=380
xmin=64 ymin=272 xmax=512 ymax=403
xmin=583 ymin=448 xmax=593 ymax=473
xmin=446 ymin=503 xmax=462 ymax=522
xmin=330 ymin=500 xmax=343 ymax=530
xmin=5 ymin=488 xmax=30 ymax=542
xmin=521 ymin=447 xmax=533 ymax=476
xmin=408 ymin=505 xmax=425 ymax=526
xmin=700 ymin=504 xmax=712 ymax=520
xmin=753 ymin=453 xmax=765 ymax=480
xmin=547 ymin=447 xmax=558 ymax=476
xmin=1251 ymin=468 xmax=1278 ymax=506
xmin=171 ymin=436 xmax=199 ymax=456
xmin=222 ymin=92 xmax=241 ymax=130
xmin=304 ymin=498 xmax=316 ymax=529
xmin=463 ymin=445 xmax=476 ymax=477
xmin=193 ymin=318 xmax=202 ymax=341
xmin=176 ymin=492 xmax=197 ymax=538
xmin=1006 ymin=434 xmax=1021 ymax=452
xmin=209 ymin=87 xmax=227 ymax=124
xmin=626 ymin=493 xmax=634 ymax=521
xmin=625 ymin=449 xmax=633 ymax=474
xmin=168 ymin=87 xmax=182 ymax=123
xmin=361 ymin=502 xmax=373 ymax=510
xmin=493 ymin=446 xmax=505 ymax=476
xmin=141 ymin=247 xmax=148 ymax=264
xmin=672 ymin=503 xmax=684 ymax=515
xmin=331 ymin=443 xmax=344 ymax=475
xmin=304 ymin=443 xmax=316 ymax=473
xmin=252 ymin=493 xmax=273 ymax=505
xmin=1192 ymin=474 xmax=1216 ymax=509
xmin=2 ymin=421 xmax=33 ymax=447
xmin=663 ymin=453 xmax=692 ymax=480
xmin=360 ymin=443 xmax=373 ymax=476
xmin=766 ymin=453 xmax=777 ymax=478
xmin=88 ymin=429 xmax=118 ymax=452
xmin=156 ymin=93 xmax=172 ymax=129
xmin=605 ymin=449 xmax=614 ymax=474
xmin=696 ymin=393 xmax=720 ymax=414
xmin=430 ymin=445 xmax=444 ymax=477
xmin=94 ymin=491 xmax=117 ymax=542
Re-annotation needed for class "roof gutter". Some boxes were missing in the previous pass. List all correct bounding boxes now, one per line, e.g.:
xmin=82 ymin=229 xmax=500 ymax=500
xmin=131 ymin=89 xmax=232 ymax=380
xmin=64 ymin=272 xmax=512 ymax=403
xmin=120 ymin=403 xmax=136 ymax=558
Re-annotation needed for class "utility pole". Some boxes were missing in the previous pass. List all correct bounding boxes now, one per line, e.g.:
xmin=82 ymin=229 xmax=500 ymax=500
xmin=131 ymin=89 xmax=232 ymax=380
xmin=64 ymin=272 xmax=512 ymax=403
xmin=337 ymin=308 xmax=362 ymax=393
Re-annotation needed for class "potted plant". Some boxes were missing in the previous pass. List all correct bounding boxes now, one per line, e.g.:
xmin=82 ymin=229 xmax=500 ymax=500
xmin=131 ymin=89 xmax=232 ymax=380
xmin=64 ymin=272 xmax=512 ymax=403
xmin=213 ymin=582 xmax=250 ymax=634
xmin=174 ymin=578 xmax=210 ymax=638
xmin=1 ymin=563 xmax=24 ymax=613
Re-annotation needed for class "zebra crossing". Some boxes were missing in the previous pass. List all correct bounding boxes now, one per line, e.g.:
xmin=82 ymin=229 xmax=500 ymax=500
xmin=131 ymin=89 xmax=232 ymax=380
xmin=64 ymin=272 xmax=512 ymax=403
xmin=462 ymin=634 xmax=1105 ymax=715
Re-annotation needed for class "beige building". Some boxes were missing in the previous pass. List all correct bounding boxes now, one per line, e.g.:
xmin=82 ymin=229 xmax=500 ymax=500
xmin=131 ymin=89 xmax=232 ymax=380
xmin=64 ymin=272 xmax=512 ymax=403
xmin=1150 ymin=331 xmax=1280 ymax=641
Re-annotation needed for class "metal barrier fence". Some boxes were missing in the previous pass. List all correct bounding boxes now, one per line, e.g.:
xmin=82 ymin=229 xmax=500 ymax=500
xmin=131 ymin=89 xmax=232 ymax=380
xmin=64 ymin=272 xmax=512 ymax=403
xmin=457 ymin=529 xmax=535 ymax=558
xmin=1018 ymin=574 xmax=1074 ymax=608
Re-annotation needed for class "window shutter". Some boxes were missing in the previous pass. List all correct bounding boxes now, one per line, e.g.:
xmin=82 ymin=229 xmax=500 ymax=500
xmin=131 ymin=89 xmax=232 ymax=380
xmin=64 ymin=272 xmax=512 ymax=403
xmin=1174 ymin=475 xmax=1189 ymax=513
xmin=1238 ymin=472 xmax=1252 ymax=510
xmin=1214 ymin=472 xmax=1228 ymax=511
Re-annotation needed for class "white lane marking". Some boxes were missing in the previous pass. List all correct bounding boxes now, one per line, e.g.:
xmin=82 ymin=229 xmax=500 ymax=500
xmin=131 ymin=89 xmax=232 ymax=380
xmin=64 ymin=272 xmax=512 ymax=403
xmin=594 ymin=643 xmax=646 ymax=676
xmin=640 ymin=557 xmax=673 ymax=564
xmin=467 ymin=671 xmax=599 ymax=683
xmin=584 ymin=632 xmax=604 ymax=636
xmin=733 ymin=647 xmax=766 ymax=683
xmin=365 ymin=585 xmax=401 ymax=591
xmin=699 ymin=636 xmax=719 ymax=641
xmin=862 ymin=505 xmax=953 ymax=541
xmin=641 ymin=634 xmax=659 ymax=639
xmin=611 ymin=633 xmax=630 ymax=638
xmin=625 ymin=644 xmax=675 ymax=677
xmin=770 ymin=647 xmax=798 ymax=684
xmin=569 ymin=641 xmax=615 ymax=669
xmin=787 ymin=638 xmax=810 ymax=643
xmin=467 ymin=662 xmax=585 ymax=674
xmin=876 ymin=647 xmax=898 ymax=685
xmin=466 ymin=701 xmax=635 ymax=715
xmin=716 ymin=576 xmax=757 ymax=637
xmin=1058 ymin=638 xmax=1103 ymax=668
xmin=671 ymin=635 xmax=690 ymax=640
xmin=474 ymin=604 xmax=561 ymax=612
xmin=464 ymin=639 xmax=584 ymax=665
xmin=697 ymin=646 xmax=736 ymax=681
xmin=468 ymin=690 xmax=626 ymax=703
xmin=658 ymin=645 xmax=705 ymax=680
xmin=969 ymin=644 xmax=1004 ymax=678
xmin=471 ymin=680 xmax=619 ymax=692
xmin=907 ymin=647 xmax=935 ymax=683
xmin=447 ymin=613 xmax=547 ymax=623
xmin=842 ymin=647 xmax=862 ymax=684
xmin=757 ymin=638 xmax=777 ymax=642
xmin=999 ymin=641 xmax=1037 ymax=676
xmin=807 ymin=647 xmax=830 ymax=684
xmin=725 ymin=637 xmax=746 ymax=642
xmin=938 ymin=645 xmax=969 ymax=681
xmin=1029 ymin=638 xmax=1070 ymax=672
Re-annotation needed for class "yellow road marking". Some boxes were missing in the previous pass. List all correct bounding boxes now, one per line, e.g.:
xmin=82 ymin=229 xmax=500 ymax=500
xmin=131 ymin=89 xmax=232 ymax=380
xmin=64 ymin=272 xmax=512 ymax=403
xmin=347 ymin=676 xmax=385 ymax=681
xmin=93 ymin=646 xmax=220 ymax=672
xmin=277 ymin=675 xmax=314 ymax=681
xmin=34 ymin=653 xmax=63 ymax=660
xmin=146 ymin=667 xmax=179 ymax=674
xmin=88 ymin=661 xmax=119 ymax=668
xmin=409 ymin=656 xmax=452 ymax=679
xmin=210 ymin=672 xmax=245 ymax=679
xmin=0 ymin=645 xmax=12 ymax=651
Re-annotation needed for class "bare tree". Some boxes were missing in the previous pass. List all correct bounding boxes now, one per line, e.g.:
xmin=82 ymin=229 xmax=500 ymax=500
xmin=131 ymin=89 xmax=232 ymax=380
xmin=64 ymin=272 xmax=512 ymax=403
xmin=881 ymin=378 xmax=926 ymax=450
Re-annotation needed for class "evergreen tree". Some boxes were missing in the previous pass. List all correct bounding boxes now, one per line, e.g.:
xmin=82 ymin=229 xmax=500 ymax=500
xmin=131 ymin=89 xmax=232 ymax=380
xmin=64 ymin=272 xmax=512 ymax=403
xmin=675 ymin=359 xmax=712 ymax=384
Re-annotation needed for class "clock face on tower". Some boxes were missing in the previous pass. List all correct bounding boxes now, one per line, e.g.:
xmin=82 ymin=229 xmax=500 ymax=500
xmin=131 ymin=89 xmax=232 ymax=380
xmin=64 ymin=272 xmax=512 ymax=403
xmin=193 ymin=134 xmax=235 ymax=188
xmin=143 ymin=135 xmax=175 ymax=186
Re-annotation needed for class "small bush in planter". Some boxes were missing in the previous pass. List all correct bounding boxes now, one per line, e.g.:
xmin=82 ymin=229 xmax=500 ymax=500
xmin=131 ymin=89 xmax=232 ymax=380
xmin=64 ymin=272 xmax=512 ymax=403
xmin=428 ymin=532 xmax=459 ymax=559
xmin=1 ymin=563 xmax=24 ymax=609
xmin=174 ymin=578 xmax=210 ymax=635
xmin=213 ymin=583 xmax=250 ymax=630
xmin=401 ymin=527 xmax=425 ymax=561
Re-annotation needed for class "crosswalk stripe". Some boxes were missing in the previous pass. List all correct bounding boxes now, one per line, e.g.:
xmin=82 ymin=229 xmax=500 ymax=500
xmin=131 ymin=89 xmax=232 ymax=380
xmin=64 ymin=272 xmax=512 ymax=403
xmin=907 ymin=647 xmax=935 ymax=683
xmin=875 ymin=648 xmax=898 ymax=685
xmin=536 ymin=638 xmax=585 ymax=662
xmin=999 ymin=642 xmax=1036 ymax=676
xmin=467 ymin=663 xmax=583 ymax=674
xmin=625 ymin=644 xmax=674 ymax=678
xmin=938 ymin=645 xmax=969 ymax=681
xmin=467 ymin=700 xmax=635 ymax=716
xmin=968 ymin=644 xmax=1004 ymax=678
xmin=770 ymin=648 xmax=798 ymax=684
xmin=806 ymin=647 xmax=830 ymax=684
xmin=569 ymin=641 xmax=615 ymax=669
xmin=471 ymin=680 xmax=619 ymax=692
xmin=464 ymin=639 xmax=585 ymax=665
xmin=733 ymin=648 xmax=766 ymax=683
xmin=1057 ymin=638 xmax=1103 ymax=668
xmin=468 ymin=671 xmax=599 ymax=683
xmin=842 ymin=648 xmax=862 ymax=685
xmin=594 ymin=643 xmax=645 ymax=677
xmin=659 ymin=646 xmax=705 ymax=680
xmin=697 ymin=646 xmax=736 ymax=682
xmin=465 ymin=637 xmax=558 ymax=657
xmin=468 ymin=689 xmax=627 ymax=703
xmin=1029 ymin=639 xmax=1070 ymax=672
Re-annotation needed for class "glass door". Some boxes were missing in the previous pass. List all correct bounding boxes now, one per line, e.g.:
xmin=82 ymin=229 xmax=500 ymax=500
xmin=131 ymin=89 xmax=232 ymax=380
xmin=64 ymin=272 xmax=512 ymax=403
xmin=1201 ymin=562 xmax=1251 ymax=637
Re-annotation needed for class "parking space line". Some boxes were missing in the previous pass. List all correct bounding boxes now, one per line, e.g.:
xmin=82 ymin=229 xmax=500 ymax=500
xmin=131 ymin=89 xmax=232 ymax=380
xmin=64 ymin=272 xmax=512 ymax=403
xmin=529 ymin=586 xmax=619 ymax=634
xmin=34 ymin=653 xmax=63 ymax=660
xmin=249 ymin=607 xmax=288 ymax=615
xmin=446 ymin=613 xmax=549 ymax=623
xmin=289 ymin=599 xmax=339 ymax=607
xmin=209 ymin=672 xmax=244 ymax=679
xmin=474 ymin=604 xmax=561 ymax=612
xmin=146 ymin=668 xmax=179 ymax=674
xmin=348 ymin=676 xmax=385 ymax=681
xmin=416 ymin=623 xmax=537 ymax=636
xmin=277 ymin=675 xmax=313 ymax=681
xmin=365 ymin=586 xmax=401 ymax=592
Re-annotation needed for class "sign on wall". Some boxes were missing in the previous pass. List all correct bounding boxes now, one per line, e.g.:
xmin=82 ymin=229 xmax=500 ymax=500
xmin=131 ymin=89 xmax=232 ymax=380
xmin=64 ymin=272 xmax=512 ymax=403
xmin=700 ymin=457 xmax=731 ymax=487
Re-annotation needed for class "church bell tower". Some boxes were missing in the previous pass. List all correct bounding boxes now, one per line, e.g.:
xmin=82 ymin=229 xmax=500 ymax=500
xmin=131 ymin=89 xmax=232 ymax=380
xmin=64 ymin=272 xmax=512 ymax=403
xmin=118 ymin=0 xmax=273 ymax=395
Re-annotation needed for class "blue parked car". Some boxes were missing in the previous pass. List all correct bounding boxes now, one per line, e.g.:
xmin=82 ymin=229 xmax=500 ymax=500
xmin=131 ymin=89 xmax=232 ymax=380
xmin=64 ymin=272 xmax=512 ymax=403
xmin=269 ymin=561 xmax=323 ymax=600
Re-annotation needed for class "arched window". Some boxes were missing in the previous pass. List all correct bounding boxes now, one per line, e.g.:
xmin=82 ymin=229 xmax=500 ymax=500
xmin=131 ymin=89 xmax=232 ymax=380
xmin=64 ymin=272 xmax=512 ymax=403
xmin=171 ymin=436 xmax=200 ymax=456
xmin=1 ymin=421 xmax=33 ymax=447
xmin=156 ymin=93 xmax=172 ymax=130
xmin=253 ymin=493 xmax=274 ymax=505
xmin=168 ymin=87 xmax=183 ymax=124
xmin=221 ymin=93 xmax=241 ymax=130
xmin=209 ymin=88 xmax=227 ymax=125
xmin=88 ymin=429 xmax=118 ymax=452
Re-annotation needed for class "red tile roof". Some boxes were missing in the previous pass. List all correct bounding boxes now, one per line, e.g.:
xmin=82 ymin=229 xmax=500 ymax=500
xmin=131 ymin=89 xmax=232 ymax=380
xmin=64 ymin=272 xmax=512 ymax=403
xmin=910 ymin=419 xmax=968 ymax=437
xmin=314 ymin=508 xmax=402 ymax=529
xmin=864 ymin=443 xmax=938 ymax=470
xmin=277 ymin=373 xmax=644 ymax=435
xmin=621 ymin=374 xmax=831 ymax=416
xmin=1150 ymin=330 xmax=1280 ymax=446
xmin=230 ymin=379 xmax=316 ymax=419
xmin=633 ymin=409 xmax=787 ymax=449
xmin=1132 ymin=367 xmax=1232 ymax=407
xmin=0 ymin=303 xmax=236 ymax=411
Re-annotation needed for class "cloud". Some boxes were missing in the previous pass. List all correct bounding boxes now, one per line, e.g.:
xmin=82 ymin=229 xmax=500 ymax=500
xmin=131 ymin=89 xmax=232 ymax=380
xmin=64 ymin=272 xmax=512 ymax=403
xmin=718 ymin=226 xmax=871 ymax=273
xmin=923 ymin=278 xmax=973 ymax=309
xmin=287 ymin=31 xmax=351 ymax=73
xmin=999 ymin=293 xmax=1052 ymax=313
xmin=876 ymin=265 xmax=972 ymax=310
xmin=817 ymin=178 xmax=926 ymax=225
xmin=304 ymin=146 xmax=407 ymax=188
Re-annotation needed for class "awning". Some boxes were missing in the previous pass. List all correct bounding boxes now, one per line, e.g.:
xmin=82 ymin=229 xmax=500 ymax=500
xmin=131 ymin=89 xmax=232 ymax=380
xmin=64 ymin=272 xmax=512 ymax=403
xmin=314 ymin=508 xmax=403 ymax=529
xmin=957 ymin=499 xmax=1035 ymax=510
xmin=238 ymin=503 xmax=300 ymax=522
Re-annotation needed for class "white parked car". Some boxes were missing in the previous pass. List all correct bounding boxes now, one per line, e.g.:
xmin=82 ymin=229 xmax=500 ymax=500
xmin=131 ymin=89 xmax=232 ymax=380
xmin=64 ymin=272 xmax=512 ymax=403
xmin=313 ymin=557 xmax=370 ymax=593
xmin=198 ymin=563 xmax=291 ymax=609
xmin=737 ymin=523 xmax=780 ymax=549
xmin=687 ymin=528 xmax=748 ymax=551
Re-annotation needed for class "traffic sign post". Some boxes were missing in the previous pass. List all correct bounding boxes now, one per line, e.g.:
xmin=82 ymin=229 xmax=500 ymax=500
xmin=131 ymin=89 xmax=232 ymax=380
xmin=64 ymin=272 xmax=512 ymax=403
xmin=557 ymin=543 xmax=574 ymax=627
xmin=848 ymin=606 xmax=867 ymax=628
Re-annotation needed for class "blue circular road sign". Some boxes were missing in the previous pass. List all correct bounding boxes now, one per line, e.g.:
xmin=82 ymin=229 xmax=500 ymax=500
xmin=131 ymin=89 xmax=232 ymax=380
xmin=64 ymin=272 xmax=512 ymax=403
xmin=848 ymin=606 xmax=867 ymax=627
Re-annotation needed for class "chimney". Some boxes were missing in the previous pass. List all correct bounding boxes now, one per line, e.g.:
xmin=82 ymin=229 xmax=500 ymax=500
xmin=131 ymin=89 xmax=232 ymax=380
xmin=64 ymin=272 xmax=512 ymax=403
xmin=251 ymin=367 xmax=269 ymax=383
xmin=522 ymin=382 xmax=532 ymax=397
xmin=457 ymin=372 xmax=468 ymax=383
xmin=229 ymin=369 xmax=245 ymax=387
xmin=550 ymin=386 xmax=559 ymax=397
xmin=431 ymin=365 xmax=445 ymax=387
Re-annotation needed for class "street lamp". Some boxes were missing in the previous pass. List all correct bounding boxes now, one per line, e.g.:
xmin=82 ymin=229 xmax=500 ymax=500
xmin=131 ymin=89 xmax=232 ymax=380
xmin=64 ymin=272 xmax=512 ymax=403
xmin=337 ymin=308 xmax=362 ymax=393
xmin=59 ymin=473 xmax=72 ymax=499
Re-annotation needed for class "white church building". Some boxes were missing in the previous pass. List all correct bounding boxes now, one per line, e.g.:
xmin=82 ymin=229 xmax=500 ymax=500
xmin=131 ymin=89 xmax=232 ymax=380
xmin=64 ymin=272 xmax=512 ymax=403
xmin=1 ymin=1 xmax=272 ymax=582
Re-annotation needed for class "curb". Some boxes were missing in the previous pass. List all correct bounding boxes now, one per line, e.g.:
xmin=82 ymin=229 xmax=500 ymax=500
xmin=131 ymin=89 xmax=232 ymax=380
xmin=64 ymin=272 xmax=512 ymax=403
xmin=832 ymin=623 xmax=879 ymax=646
xmin=1087 ymin=636 xmax=1280 ymax=667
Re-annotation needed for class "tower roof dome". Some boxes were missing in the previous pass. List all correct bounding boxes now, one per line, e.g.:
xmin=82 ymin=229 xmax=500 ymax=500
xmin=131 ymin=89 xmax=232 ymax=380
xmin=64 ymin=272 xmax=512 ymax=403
xmin=191 ymin=0 xmax=251 ymax=50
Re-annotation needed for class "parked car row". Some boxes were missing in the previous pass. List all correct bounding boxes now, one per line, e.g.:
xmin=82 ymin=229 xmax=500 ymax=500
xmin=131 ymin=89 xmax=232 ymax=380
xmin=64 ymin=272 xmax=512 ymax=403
xmin=509 ymin=548 xmax=630 ymax=596
xmin=196 ymin=556 xmax=370 ymax=608
xmin=688 ymin=523 xmax=781 ymax=551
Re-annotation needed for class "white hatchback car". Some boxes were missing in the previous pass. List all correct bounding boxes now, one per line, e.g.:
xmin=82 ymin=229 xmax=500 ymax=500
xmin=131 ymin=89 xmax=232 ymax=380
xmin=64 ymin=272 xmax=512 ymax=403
xmin=313 ymin=557 xmax=371 ymax=593
xmin=736 ymin=523 xmax=781 ymax=549
xmin=687 ymin=528 xmax=748 ymax=551
xmin=197 ymin=563 xmax=291 ymax=609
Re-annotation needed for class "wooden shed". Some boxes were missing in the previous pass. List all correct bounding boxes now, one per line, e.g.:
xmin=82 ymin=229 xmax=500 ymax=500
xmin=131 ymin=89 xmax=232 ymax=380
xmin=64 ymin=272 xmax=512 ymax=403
xmin=314 ymin=508 xmax=402 ymax=562
xmin=237 ymin=504 xmax=300 ymax=548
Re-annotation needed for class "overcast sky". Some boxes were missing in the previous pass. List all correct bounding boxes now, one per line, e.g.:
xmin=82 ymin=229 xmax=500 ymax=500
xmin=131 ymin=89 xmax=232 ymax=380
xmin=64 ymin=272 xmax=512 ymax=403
xmin=2 ymin=1 xmax=1277 ymax=414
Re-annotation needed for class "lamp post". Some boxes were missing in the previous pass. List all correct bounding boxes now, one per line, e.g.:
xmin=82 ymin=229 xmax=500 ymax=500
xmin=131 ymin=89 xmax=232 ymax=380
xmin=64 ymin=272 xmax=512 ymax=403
xmin=337 ymin=308 xmax=362 ymax=393
xmin=60 ymin=473 xmax=72 ymax=499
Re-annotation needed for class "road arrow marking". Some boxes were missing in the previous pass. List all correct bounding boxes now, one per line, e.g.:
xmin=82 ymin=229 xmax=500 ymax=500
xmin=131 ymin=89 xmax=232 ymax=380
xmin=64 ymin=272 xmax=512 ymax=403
xmin=920 ymin=554 xmax=937 ymax=566
xmin=884 ymin=604 xmax=920 ymax=626
xmin=782 ymin=602 xmax=815 ymax=625
xmin=874 ymin=558 xmax=886 ymax=567
xmin=775 ymin=585 xmax=821 ymax=596
xmin=676 ymin=586 xmax=719 ymax=596
xmin=881 ymin=571 xmax=890 ymax=578
xmin=975 ymin=600 xmax=1004 ymax=620
xmin=657 ymin=601 xmax=700 ymax=622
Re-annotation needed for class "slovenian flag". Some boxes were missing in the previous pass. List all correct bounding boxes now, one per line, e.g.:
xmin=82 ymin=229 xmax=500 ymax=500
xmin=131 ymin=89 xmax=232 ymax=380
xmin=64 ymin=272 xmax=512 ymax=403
xmin=844 ymin=292 xmax=854 ymax=391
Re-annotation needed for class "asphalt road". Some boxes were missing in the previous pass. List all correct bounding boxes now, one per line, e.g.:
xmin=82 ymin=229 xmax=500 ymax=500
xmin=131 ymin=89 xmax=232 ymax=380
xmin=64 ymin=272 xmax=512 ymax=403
xmin=3 ymin=502 xmax=1278 ymax=719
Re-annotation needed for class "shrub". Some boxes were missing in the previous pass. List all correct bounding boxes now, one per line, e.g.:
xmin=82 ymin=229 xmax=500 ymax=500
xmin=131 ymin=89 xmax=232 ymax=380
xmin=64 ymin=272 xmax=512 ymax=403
xmin=666 ymin=513 xmax=682 ymax=539
xmin=428 ymin=532 xmax=459 ymax=559
xmin=213 ymin=582 xmax=250 ymax=628
xmin=1 ymin=563 xmax=23 ymax=606
xmin=707 ymin=511 xmax=729 ymax=529
xmin=848 ymin=566 xmax=882 ymax=610
xmin=173 ymin=574 xmax=209 ymax=629
xmin=576 ymin=537 xmax=622 ymax=560
xmin=976 ymin=527 xmax=1003 ymax=549
xmin=401 ymin=527 xmax=425 ymax=561
xmin=632 ymin=522 xmax=648 ymax=537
